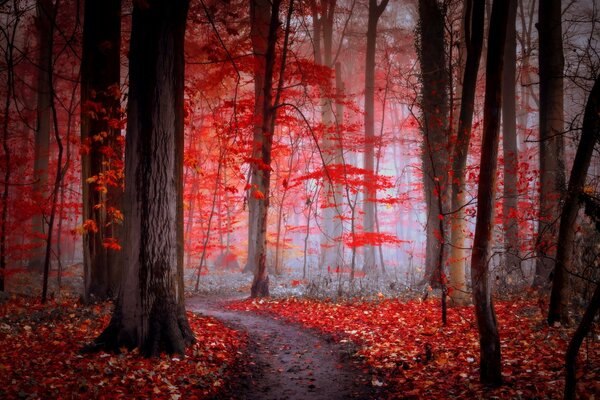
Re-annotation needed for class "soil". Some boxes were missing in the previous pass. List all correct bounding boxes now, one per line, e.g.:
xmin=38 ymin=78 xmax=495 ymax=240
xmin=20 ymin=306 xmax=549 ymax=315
xmin=186 ymin=295 xmax=382 ymax=400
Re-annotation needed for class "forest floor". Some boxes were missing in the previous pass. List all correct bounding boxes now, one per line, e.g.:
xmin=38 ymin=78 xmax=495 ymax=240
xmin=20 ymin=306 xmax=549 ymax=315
xmin=186 ymin=294 xmax=382 ymax=399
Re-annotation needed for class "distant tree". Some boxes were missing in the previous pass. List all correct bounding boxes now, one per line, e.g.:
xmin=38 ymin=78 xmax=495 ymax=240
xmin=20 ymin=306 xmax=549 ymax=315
xmin=80 ymin=0 xmax=122 ymax=303
xmin=533 ymin=0 xmax=565 ymax=289
xmin=0 ymin=0 xmax=24 ymax=291
xmin=470 ymin=0 xmax=510 ymax=386
xmin=363 ymin=0 xmax=389 ymax=273
xmin=30 ymin=0 xmax=56 ymax=271
xmin=502 ymin=0 xmax=520 ymax=280
xmin=88 ymin=0 xmax=194 ymax=356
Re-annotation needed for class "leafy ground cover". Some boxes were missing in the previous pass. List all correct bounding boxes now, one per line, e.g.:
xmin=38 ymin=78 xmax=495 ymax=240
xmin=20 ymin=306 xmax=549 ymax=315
xmin=229 ymin=297 xmax=600 ymax=399
xmin=0 ymin=295 xmax=246 ymax=399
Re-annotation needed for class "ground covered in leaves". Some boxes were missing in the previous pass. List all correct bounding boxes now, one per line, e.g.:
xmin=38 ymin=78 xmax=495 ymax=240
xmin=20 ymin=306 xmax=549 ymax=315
xmin=229 ymin=297 xmax=600 ymax=399
xmin=0 ymin=295 xmax=246 ymax=399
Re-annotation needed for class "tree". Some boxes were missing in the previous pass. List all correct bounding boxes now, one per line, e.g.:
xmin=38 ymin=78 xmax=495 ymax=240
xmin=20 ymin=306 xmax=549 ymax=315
xmin=80 ymin=0 xmax=122 ymax=303
xmin=533 ymin=0 xmax=565 ymax=289
xmin=448 ymin=0 xmax=485 ymax=306
xmin=308 ymin=0 xmax=345 ymax=272
xmin=88 ymin=0 xmax=194 ymax=356
xmin=417 ymin=0 xmax=449 ymax=287
xmin=363 ymin=0 xmax=389 ymax=273
xmin=548 ymin=72 xmax=600 ymax=326
xmin=30 ymin=0 xmax=56 ymax=271
xmin=501 ymin=0 xmax=519 ymax=282
xmin=559 ymin=74 xmax=600 ymax=399
xmin=470 ymin=0 xmax=510 ymax=386
xmin=248 ymin=0 xmax=293 ymax=297
xmin=244 ymin=0 xmax=271 ymax=275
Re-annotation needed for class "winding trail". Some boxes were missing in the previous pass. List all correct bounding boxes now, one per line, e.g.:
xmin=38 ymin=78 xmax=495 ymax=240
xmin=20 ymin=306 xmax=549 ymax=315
xmin=186 ymin=295 xmax=379 ymax=400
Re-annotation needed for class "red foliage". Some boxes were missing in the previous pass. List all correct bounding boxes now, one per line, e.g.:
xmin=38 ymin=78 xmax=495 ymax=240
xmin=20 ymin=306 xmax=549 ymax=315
xmin=229 ymin=298 xmax=600 ymax=399
xmin=0 ymin=296 xmax=246 ymax=399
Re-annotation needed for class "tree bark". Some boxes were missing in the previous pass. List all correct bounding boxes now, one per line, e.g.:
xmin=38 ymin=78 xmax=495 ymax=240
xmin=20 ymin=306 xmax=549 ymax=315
xmin=245 ymin=0 xmax=271 ymax=275
xmin=249 ymin=0 xmax=292 ymax=297
xmin=470 ymin=0 xmax=510 ymax=386
xmin=449 ymin=0 xmax=485 ymax=306
xmin=533 ymin=0 xmax=565 ymax=289
xmin=502 ymin=0 xmax=520 ymax=282
xmin=81 ymin=0 xmax=122 ymax=303
xmin=363 ymin=0 xmax=388 ymax=273
xmin=417 ymin=0 xmax=449 ymax=287
xmin=88 ymin=0 xmax=194 ymax=357
xmin=548 ymin=75 xmax=600 ymax=325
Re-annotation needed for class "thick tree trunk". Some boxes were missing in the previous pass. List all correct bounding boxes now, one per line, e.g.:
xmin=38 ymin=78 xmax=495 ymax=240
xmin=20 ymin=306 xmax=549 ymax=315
xmin=81 ymin=0 xmax=122 ymax=303
xmin=418 ymin=0 xmax=449 ymax=287
xmin=533 ymin=0 xmax=565 ymax=289
xmin=250 ymin=0 xmax=291 ymax=298
xmin=548 ymin=75 xmax=600 ymax=325
xmin=470 ymin=0 xmax=510 ymax=386
xmin=245 ymin=0 xmax=271 ymax=276
xmin=449 ymin=0 xmax=484 ymax=306
xmin=30 ymin=0 xmax=55 ymax=271
xmin=89 ymin=0 xmax=194 ymax=357
xmin=502 ymin=0 xmax=520 ymax=281
xmin=363 ymin=0 xmax=388 ymax=273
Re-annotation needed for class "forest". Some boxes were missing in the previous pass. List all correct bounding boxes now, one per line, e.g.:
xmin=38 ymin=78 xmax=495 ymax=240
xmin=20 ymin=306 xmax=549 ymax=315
xmin=0 ymin=0 xmax=599 ymax=398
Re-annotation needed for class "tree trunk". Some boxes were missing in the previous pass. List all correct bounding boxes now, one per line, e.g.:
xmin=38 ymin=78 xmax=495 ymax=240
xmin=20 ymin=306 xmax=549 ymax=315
xmin=81 ymin=0 xmax=122 ymax=303
xmin=502 ymin=0 xmax=520 ymax=281
xmin=564 ymin=189 xmax=600 ymax=399
xmin=311 ymin=0 xmax=343 ymax=272
xmin=548 ymin=75 xmax=600 ymax=326
xmin=418 ymin=0 xmax=449 ymax=287
xmin=533 ymin=0 xmax=565 ymax=289
xmin=0 ymin=4 xmax=20 ymax=291
xmin=564 ymin=281 xmax=600 ymax=400
xmin=250 ymin=0 xmax=292 ymax=297
xmin=470 ymin=0 xmax=510 ymax=386
xmin=363 ymin=0 xmax=388 ymax=273
xmin=245 ymin=0 xmax=271 ymax=275
xmin=449 ymin=0 xmax=485 ymax=306
xmin=88 ymin=0 xmax=194 ymax=357
xmin=30 ymin=0 xmax=55 ymax=271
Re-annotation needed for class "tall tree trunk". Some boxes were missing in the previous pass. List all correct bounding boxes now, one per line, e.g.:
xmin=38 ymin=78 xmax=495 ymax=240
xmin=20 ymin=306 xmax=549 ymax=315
xmin=502 ymin=0 xmax=519 ymax=281
xmin=245 ymin=0 xmax=271 ymax=275
xmin=88 ymin=0 xmax=194 ymax=357
xmin=448 ymin=0 xmax=485 ymax=306
xmin=418 ymin=0 xmax=449 ymax=287
xmin=30 ymin=0 xmax=55 ymax=271
xmin=249 ymin=0 xmax=292 ymax=297
xmin=81 ymin=0 xmax=122 ymax=303
xmin=533 ymin=0 xmax=565 ymax=289
xmin=548 ymin=75 xmax=600 ymax=325
xmin=311 ymin=0 xmax=343 ymax=272
xmin=363 ymin=0 xmax=388 ymax=273
xmin=470 ymin=0 xmax=510 ymax=386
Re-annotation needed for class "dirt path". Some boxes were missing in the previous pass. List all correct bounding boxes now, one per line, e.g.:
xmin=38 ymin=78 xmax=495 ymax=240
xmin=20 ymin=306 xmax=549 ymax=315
xmin=186 ymin=296 xmax=379 ymax=400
